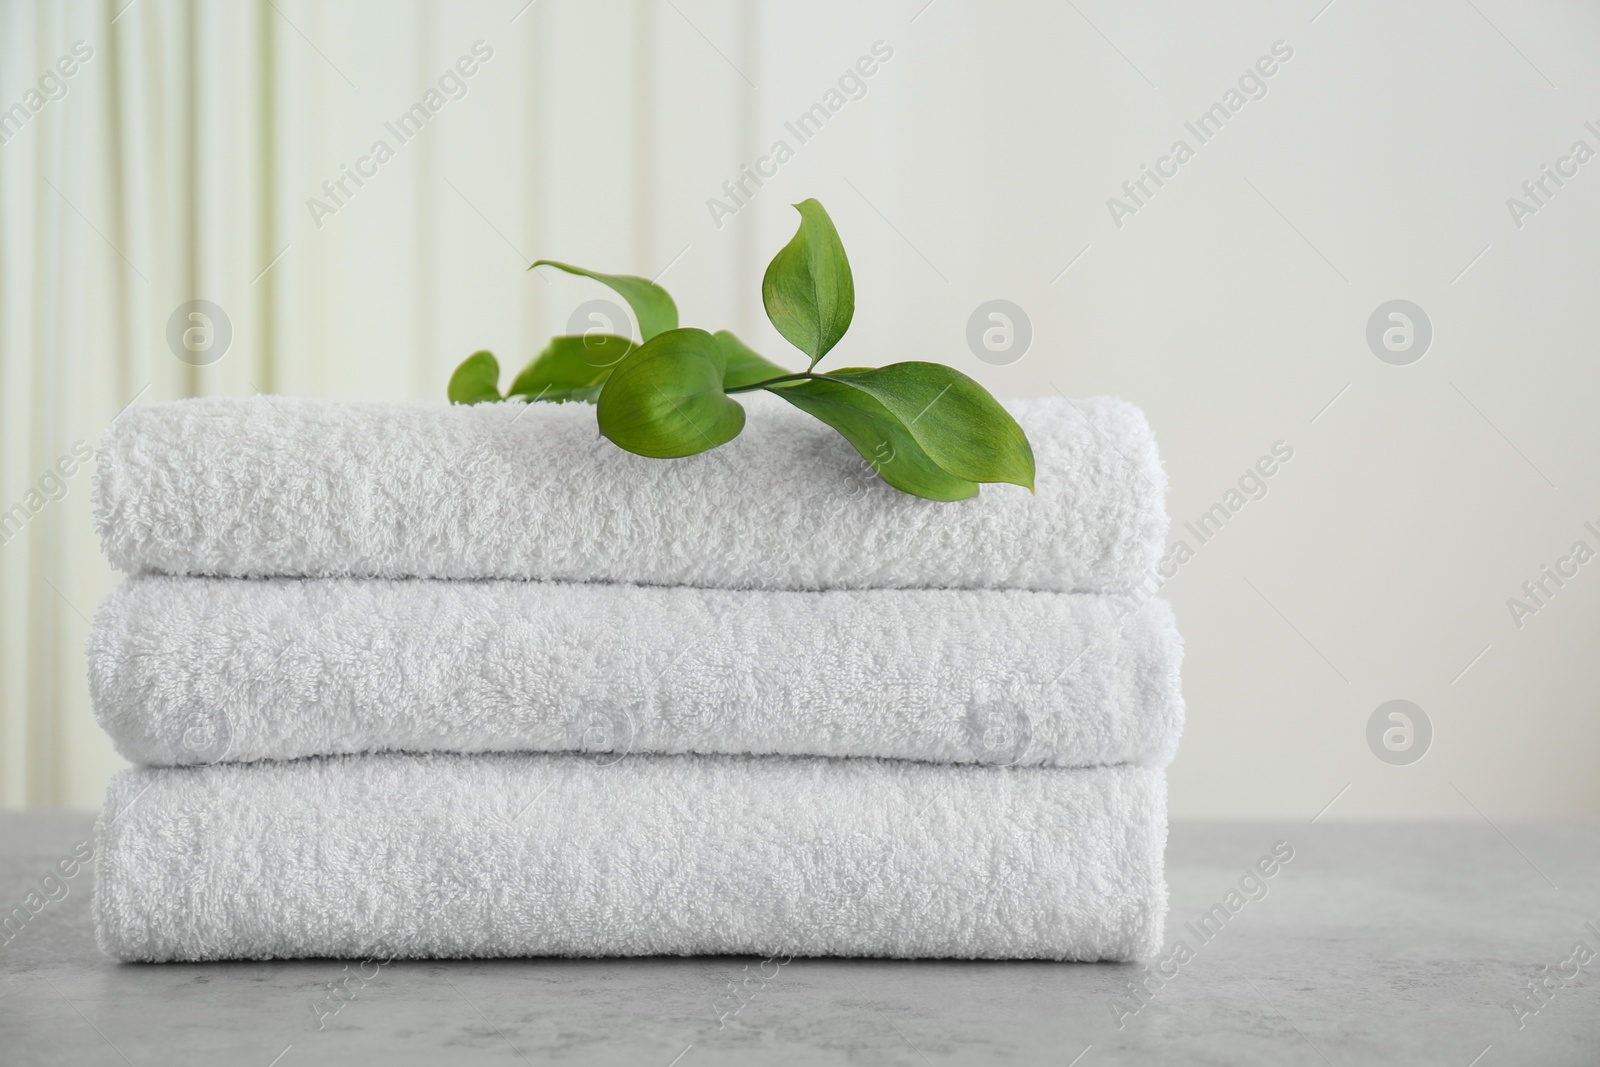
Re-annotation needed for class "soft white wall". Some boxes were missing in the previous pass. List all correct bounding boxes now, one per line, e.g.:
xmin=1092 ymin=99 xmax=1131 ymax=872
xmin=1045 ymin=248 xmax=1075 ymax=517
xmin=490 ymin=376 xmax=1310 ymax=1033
xmin=2 ymin=0 xmax=1596 ymax=817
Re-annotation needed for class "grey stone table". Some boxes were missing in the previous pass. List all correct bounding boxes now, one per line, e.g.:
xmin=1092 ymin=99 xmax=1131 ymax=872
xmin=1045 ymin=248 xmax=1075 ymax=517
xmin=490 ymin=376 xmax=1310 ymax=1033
xmin=2 ymin=812 xmax=1596 ymax=1066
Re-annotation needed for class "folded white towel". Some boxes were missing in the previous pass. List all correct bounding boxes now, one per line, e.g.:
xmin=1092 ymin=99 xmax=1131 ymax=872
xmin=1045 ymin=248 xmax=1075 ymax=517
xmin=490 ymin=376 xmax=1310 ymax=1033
xmin=94 ymin=753 xmax=1168 ymax=962
xmin=94 ymin=392 xmax=1166 ymax=593
xmin=88 ymin=575 xmax=1183 ymax=769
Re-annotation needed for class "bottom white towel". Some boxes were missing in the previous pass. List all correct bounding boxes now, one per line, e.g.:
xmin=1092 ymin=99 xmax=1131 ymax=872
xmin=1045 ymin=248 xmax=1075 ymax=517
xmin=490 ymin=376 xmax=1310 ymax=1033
xmin=94 ymin=753 xmax=1168 ymax=962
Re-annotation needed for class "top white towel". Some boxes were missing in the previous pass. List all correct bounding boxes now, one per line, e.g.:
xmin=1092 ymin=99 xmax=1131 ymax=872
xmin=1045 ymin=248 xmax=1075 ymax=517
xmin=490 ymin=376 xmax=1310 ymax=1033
xmin=95 ymin=392 xmax=1167 ymax=591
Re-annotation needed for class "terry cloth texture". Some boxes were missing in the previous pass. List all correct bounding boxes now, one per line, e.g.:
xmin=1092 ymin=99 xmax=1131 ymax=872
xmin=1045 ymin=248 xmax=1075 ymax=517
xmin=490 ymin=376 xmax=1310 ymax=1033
xmin=89 ymin=575 xmax=1184 ymax=769
xmin=94 ymin=753 xmax=1169 ymax=962
xmin=93 ymin=392 xmax=1167 ymax=593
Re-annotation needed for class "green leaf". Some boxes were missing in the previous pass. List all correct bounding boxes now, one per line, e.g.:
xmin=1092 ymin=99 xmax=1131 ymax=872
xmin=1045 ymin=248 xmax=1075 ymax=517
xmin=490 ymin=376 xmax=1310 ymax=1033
xmin=529 ymin=260 xmax=679 ymax=341
xmin=713 ymin=330 xmax=793 ymax=390
xmin=448 ymin=350 xmax=502 ymax=405
xmin=506 ymin=334 xmax=635 ymax=404
xmin=827 ymin=362 xmax=1035 ymax=490
xmin=596 ymin=328 xmax=746 ymax=458
xmin=772 ymin=377 xmax=979 ymax=501
xmin=762 ymin=199 xmax=854 ymax=368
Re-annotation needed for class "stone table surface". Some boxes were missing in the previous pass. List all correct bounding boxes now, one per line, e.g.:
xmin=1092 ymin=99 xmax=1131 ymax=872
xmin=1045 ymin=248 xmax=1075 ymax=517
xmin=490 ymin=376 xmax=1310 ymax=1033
xmin=1 ymin=812 xmax=1596 ymax=1066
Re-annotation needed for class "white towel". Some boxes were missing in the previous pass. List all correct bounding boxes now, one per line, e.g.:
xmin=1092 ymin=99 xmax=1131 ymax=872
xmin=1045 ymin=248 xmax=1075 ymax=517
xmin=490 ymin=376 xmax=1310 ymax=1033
xmin=88 ymin=575 xmax=1183 ymax=769
xmin=93 ymin=753 xmax=1168 ymax=962
xmin=94 ymin=392 xmax=1167 ymax=593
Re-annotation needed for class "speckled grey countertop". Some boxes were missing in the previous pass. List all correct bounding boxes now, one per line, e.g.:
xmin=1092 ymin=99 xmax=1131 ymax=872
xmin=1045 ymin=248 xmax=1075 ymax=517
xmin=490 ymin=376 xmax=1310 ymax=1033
xmin=2 ymin=813 xmax=1596 ymax=1065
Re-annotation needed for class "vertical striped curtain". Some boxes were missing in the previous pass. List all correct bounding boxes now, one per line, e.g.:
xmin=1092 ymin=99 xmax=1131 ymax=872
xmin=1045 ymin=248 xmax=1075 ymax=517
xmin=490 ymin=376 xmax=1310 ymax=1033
xmin=1 ymin=0 xmax=293 ymax=806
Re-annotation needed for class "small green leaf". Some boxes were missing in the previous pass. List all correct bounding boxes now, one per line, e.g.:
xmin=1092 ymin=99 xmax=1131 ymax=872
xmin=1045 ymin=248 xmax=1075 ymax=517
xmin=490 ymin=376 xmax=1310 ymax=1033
xmin=529 ymin=260 xmax=679 ymax=341
xmin=773 ymin=377 xmax=978 ymax=501
xmin=596 ymin=328 xmax=746 ymax=458
xmin=828 ymin=363 xmax=1035 ymax=490
xmin=713 ymin=330 xmax=793 ymax=390
xmin=506 ymin=334 xmax=635 ymax=404
xmin=448 ymin=350 xmax=502 ymax=405
xmin=762 ymin=199 xmax=854 ymax=368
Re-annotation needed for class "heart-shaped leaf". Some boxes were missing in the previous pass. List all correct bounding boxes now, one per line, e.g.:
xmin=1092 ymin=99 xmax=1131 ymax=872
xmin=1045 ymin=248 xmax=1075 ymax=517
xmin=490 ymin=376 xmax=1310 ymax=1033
xmin=773 ymin=377 xmax=979 ymax=501
xmin=507 ymin=334 xmax=635 ymax=404
xmin=713 ymin=330 xmax=793 ymax=390
xmin=529 ymin=260 xmax=679 ymax=341
xmin=597 ymin=328 xmax=746 ymax=458
xmin=762 ymin=199 xmax=854 ymax=368
xmin=448 ymin=350 xmax=502 ymax=404
xmin=827 ymin=362 xmax=1035 ymax=490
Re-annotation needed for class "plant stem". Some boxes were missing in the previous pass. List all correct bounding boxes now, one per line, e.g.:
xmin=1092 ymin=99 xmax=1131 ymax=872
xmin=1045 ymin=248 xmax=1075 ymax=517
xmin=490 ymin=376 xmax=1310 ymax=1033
xmin=725 ymin=373 xmax=822 ymax=393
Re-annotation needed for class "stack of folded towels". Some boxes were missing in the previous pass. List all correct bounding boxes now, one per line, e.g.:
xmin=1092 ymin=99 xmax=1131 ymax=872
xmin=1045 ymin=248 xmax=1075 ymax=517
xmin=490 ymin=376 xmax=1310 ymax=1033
xmin=87 ymin=391 xmax=1182 ymax=963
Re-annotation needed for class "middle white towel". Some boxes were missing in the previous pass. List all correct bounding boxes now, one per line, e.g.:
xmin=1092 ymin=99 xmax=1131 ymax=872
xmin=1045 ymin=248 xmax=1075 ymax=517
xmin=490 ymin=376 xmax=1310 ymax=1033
xmin=90 ymin=575 xmax=1182 ymax=769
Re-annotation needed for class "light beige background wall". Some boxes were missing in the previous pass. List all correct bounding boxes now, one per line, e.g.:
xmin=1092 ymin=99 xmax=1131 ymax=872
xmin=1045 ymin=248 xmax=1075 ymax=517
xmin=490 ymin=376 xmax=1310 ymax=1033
xmin=3 ymin=0 xmax=1596 ymax=818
